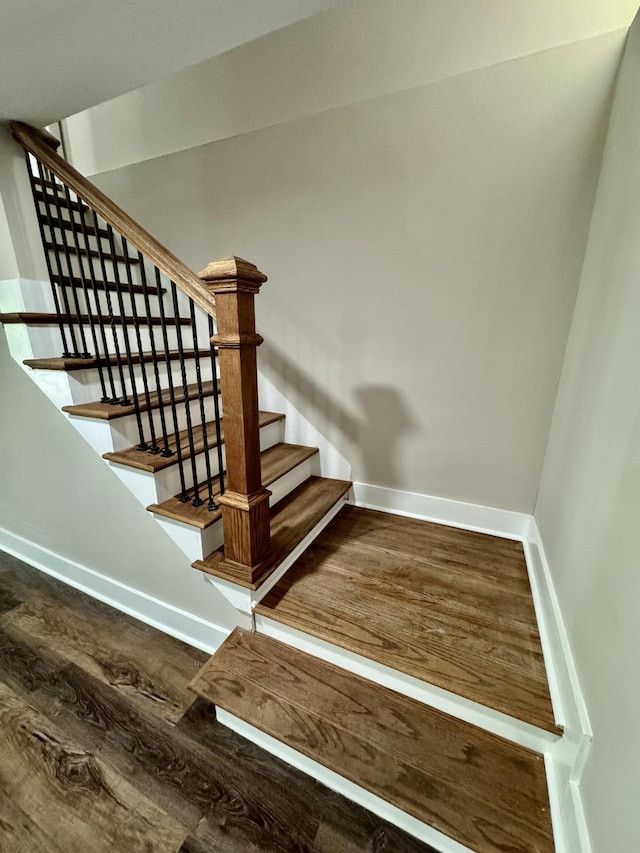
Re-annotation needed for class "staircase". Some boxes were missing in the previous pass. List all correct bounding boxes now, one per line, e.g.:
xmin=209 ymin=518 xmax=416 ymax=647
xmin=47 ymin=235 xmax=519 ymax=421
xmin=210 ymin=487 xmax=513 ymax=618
xmin=1 ymin=123 xmax=580 ymax=853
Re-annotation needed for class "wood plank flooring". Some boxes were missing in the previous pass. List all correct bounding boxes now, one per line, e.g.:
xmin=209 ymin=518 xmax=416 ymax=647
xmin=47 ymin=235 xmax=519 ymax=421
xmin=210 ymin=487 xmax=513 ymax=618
xmin=192 ymin=628 xmax=554 ymax=853
xmin=0 ymin=550 xmax=435 ymax=853
xmin=255 ymin=505 xmax=558 ymax=733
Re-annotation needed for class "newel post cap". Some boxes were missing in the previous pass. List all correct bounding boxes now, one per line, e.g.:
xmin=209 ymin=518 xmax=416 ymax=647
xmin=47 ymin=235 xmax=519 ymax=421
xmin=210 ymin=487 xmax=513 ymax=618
xmin=198 ymin=256 xmax=267 ymax=293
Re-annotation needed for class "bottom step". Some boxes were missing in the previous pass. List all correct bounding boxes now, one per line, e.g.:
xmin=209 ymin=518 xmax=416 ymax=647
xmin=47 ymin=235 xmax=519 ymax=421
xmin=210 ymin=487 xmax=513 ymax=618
xmin=190 ymin=628 xmax=554 ymax=853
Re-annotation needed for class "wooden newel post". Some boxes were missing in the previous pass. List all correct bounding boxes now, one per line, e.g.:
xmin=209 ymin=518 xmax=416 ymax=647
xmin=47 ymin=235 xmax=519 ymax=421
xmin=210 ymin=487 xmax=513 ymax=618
xmin=198 ymin=256 xmax=272 ymax=583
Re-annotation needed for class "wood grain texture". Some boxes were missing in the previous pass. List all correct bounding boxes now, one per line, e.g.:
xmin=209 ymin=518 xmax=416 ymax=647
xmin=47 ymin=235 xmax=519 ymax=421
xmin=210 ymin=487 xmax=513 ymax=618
xmin=0 ymin=554 xmax=433 ymax=853
xmin=103 ymin=410 xmax=284 ymax=473
xmin=148 ymin=443 xmax=319 ymax=529
xmin=202 ymin=258 xmax=270 ymax=571
xmin=193 ymin=476 xmax=352 ymax=589
xmin=256 ymin=505 xmax=558 ymax=733
xmin=192 ymin=628 xmax=554 ymax=853
xmin=51 ymin=274 xmax=163 ymax=295
xmin=23 ymin=348 xmax=212 ymax=372
xmin=63 ymin=379 xmax=218 ymax=421
xmin=0 ymin=311 xmax=190 ymax=326
xmin=43 ymin=242 xmax=139 ymax=264
xmin=11 ymin=121 xmax=217 ymax=319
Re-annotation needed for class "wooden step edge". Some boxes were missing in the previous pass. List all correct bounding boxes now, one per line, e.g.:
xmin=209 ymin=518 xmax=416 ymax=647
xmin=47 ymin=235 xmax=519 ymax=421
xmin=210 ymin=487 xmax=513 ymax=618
xmin=43 ymin=216 xmax=110 ymax=238
xmin=190 ymin=628 xmax=555 ymax=853
xmin=0 ymin=311 xmax=191 ymax=326
xmin=62 ymin=379 xmax=219 ymax=421
xmin=23 ymin=349 xmax=212 ymax=372
xmin=44 ymin=242 xmax=140 ymax=264
xmin=102 ymin=411 xmax=285 ymax=474
xmin=192 ymin=476 xmax=352 ymax=590
xmin=35 ymin=190 xmax=87 ymax=211
xmin=51 ymin=275 xmax=163 ymax=295
xmin=147 ymin=444 xmax=320 ymax=530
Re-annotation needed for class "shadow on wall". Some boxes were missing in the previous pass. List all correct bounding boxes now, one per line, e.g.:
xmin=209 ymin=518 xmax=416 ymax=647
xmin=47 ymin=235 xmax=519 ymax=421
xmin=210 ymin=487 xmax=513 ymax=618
xmin=260 ymin=338 xmax=418 ymax=488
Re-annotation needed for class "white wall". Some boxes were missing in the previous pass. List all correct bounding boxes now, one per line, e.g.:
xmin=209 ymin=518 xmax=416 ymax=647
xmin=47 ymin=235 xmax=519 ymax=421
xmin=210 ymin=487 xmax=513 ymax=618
xmin=72 ymin=23 xmax=625 ymax=511
xmin=535 ymin=13 xmax=640 ymax=853
xmin=64 ymin=0 xmax=638 ymax=176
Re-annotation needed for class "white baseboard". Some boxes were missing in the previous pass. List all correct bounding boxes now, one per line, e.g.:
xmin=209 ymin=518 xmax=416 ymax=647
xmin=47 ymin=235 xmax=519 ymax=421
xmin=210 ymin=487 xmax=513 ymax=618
xmin=352 ymin=482 xmax=531 ymax=540
xmin=216 ymin=707 xmax=474 ymax=853
xmin=0 ymin=526 xmax=229 ymax=654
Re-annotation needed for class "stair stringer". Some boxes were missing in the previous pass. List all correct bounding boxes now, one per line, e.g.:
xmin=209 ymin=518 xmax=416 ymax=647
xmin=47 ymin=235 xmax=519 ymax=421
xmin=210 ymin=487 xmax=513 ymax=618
xmin=1 ymin=276 xmax=353 ymax=631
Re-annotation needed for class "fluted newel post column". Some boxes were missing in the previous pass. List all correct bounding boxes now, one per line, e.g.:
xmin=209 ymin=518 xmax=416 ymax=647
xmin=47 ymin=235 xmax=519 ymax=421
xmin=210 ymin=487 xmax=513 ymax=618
xmin=198 ymin=256 xmax=272 ymax=583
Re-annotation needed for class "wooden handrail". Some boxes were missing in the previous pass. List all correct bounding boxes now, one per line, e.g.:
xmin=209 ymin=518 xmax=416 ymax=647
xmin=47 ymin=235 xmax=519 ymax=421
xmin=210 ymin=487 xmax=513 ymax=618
xmin=10 ymin=121 xmax=216 ymax=318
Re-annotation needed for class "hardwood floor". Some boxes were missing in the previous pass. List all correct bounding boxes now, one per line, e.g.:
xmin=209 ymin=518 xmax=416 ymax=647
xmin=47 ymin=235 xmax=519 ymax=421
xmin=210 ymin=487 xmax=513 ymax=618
xmin=0 ymin=550 xmax=435 ymax=853
xmin=192 ymin=628 xmax=554 ymax=853
xmin=255 ymin=505 xmax=558 ymax=733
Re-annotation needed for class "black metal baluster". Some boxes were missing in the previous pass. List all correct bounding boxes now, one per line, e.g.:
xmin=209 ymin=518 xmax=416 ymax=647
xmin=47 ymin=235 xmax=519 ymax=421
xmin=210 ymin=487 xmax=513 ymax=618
xmin=155 ymin=269 xmax=188 ymax=499
xmin=171 ymin=285 xmax=202 ymax=505
xmin=92 ymin=212 xmax=130 ymax=404
xmin=24 ymin=156 xmax=72 ymax=356
xmin=44 ymin=177 xmax=91 ymax=358
xmin=208 ymin=314 xmax=225 ymax=499
xmin=73 ymin=203 xmax=119 ymax=402
xmin=58 ymin=183 xmax=107 ymax=400
xmin=138 ymin=257 xmax=172 ymax=456
xmin=189 ymin=301 xmax=216 ymax=510
xmin=105 ymin=225 xmax=144 ymax=445
xmin=121 ymin=239 xmax=158 ymax=452
xmin=31 ymin=159 xmax=81 ymax=356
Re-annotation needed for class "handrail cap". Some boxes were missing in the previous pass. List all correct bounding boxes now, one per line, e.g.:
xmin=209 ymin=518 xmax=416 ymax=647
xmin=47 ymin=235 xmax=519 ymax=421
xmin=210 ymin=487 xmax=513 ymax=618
xmin=10 ymin=120 xmax=60 ymax=151
xmin=198 ymin=255 xmax=267 ymax=285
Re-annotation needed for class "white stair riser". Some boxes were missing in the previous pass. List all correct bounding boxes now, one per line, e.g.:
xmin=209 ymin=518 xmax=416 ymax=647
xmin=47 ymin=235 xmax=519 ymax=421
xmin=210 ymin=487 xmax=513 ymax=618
xmin=102 ymin=417 xmax=285 ymax=506
xmin=17 ymin=321 xmax=192 ymax=359
xmin=94 ymin=392 xmax=221 ymax=452
xmin=65 ymin=358 xmax=218 ymax=405
xmin=155 ymin=454 xmax=320 ymax=562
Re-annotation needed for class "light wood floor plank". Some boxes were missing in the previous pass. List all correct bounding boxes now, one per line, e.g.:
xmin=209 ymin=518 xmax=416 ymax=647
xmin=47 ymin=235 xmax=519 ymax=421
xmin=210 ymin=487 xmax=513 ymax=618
xmin=256 ymin=505 xmax=557 ymax=733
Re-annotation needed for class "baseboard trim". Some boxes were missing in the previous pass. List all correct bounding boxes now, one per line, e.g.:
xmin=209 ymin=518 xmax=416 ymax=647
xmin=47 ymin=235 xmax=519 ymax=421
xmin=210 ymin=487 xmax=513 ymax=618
xmin=351 ymin=482 xmax=531 ymax=540
xmin=216 ymin=707 xmax=474 ymax=853
xmin=0 ymin=526 xmax=229 ymax=654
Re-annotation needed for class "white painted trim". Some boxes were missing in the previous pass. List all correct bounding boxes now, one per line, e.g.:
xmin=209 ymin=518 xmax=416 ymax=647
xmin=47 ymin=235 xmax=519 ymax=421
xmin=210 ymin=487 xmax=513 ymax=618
xmin=0 ymin=526 xmax=229 ymax=654
xmin=526 ymin=520 xmax=591 ymax=743
xmin=205 ymin=494 xmax=349 ymax=615
xmin=216 ymin=708 xmax=474 ymax=853
xmin=251 ymin=494 xmax=348 ymax=607
xmin=255 ymin=614 xmax=558 ymax=753
xmin=352 ymin=482 xmax=531 ymax=540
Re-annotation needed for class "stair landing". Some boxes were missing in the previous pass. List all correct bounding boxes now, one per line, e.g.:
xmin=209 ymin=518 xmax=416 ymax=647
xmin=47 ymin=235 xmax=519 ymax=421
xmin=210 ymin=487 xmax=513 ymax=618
xmin=255 ymin=505 xmax=558 ymax=734
xmin=191 ymin=628 xmax=554 ymax=853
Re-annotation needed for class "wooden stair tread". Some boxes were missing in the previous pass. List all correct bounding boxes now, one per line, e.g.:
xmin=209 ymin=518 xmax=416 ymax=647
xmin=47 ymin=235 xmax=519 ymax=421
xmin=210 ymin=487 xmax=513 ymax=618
xmin=50 ymin=275 xmax=162 ymax=295
xmin=255 ymin=506 xmax=559 ymax=734
xmin=103 ymin=411 xmax=284 ymax=473
xmin=44 ymin=243 xmax=139 ymax=264
xmin=191 ymin=628 xmax=554 ymax=853
xmin=0 ymin=312 xmax=190 ymax=326
xmin=35 ymin=190 xmax=87 ymax=211
xmin=148 ymin=443 xmax=319 ymax=529
xmin=23 ymin=349 xmax=212 ymax=372
xmin=193 ymin=476 xmax=351 ymax=589
xmin=62 ymin=379 xmax=218 ymax=421
xmin=43 ymin=215 xmax=110 ymax=238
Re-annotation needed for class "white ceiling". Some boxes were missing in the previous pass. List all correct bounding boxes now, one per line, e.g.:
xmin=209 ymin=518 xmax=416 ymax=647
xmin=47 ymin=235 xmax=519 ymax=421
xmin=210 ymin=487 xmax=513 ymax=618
xmin=0 ymin=0 xmax=336 ymax=126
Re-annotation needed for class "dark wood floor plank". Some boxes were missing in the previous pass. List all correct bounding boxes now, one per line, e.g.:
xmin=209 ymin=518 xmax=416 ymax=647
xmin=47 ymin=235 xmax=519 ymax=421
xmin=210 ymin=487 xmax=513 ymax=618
xmin=256 ymin=505 xmax=557 ymax=732
xmin=0 ymin=679 xmax=187 ymax=853
xmin=0 ymin=549 xmax=446 ymax=853
xmin=1 ymin=588 xmax=207 ymax=724
xmin=192 ymin=629 xmax=554 ymax=853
